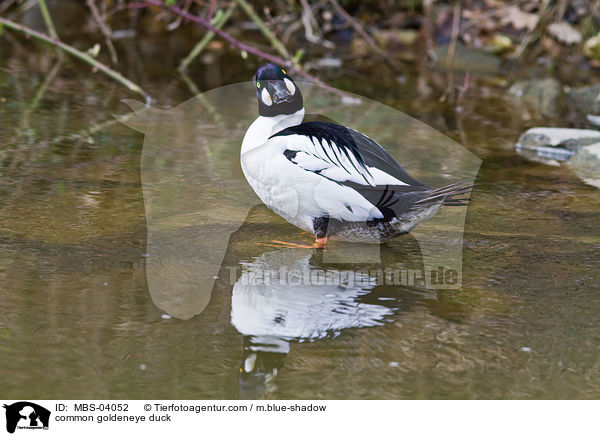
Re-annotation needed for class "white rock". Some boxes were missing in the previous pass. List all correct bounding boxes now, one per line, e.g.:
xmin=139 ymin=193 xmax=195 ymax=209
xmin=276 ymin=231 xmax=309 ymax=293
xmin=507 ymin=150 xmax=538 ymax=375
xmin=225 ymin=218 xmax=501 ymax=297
xmin=518 ymin=127 xmax=600 ymax=148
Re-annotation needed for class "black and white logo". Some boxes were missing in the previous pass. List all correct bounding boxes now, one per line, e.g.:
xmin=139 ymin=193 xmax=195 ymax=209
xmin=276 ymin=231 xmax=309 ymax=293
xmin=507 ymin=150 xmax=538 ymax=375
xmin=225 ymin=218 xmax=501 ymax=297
xmin=3 ymin=402 xmax=50 ymax=434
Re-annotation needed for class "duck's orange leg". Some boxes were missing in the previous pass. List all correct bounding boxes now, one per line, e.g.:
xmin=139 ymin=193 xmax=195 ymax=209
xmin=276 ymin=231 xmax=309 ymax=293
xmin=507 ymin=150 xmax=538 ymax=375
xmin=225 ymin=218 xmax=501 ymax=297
xmin=315 ymin=236 xmax=328 ymax=249
xmin=255 ymin=236 xmax=328 ymax=250
xmin=257 ymin=240 xmax=317 ymax=249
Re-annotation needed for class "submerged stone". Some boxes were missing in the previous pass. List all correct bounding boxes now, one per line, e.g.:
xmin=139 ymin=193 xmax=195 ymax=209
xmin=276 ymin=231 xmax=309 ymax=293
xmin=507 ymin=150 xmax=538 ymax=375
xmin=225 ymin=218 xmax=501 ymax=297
xmin=567 ymin=84 xmax=600 ymax=114
xmin=432 ymin=42 xmax=501 ymax=74
xmin=508 ymin=78 xmax=564 ymax=117
xmin=568 ymin=142 xmax=600 ymax=188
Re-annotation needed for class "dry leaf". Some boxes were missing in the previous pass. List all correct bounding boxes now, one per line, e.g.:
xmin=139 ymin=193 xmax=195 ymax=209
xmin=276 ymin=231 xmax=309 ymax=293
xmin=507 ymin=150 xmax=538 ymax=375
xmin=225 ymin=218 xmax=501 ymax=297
xmin=547 ymin=22 xmax=582 ymax=45
xmin=498 ymin=6 xmax=538 ymax=31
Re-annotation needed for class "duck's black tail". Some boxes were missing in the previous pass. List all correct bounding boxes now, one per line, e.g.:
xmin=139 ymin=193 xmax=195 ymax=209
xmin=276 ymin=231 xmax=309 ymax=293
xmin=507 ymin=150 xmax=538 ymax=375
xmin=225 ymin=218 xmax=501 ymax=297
xmin=414 ymin=180 xmax=474 ymax=207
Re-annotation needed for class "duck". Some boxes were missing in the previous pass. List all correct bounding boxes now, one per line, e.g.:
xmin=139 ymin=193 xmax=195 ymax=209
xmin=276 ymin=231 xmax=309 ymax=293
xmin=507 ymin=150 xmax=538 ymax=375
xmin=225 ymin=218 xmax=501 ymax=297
xmin=241 ymin=63 xmax=472 ymax=247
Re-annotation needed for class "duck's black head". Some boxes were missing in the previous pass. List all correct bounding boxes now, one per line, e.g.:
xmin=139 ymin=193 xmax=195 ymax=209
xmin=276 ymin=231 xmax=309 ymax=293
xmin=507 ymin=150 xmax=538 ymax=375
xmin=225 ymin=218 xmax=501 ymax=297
xmin=255 ymin=63 xmax=303 ymax=117
xmin=238 ymin=336 xmax=287 ymax=399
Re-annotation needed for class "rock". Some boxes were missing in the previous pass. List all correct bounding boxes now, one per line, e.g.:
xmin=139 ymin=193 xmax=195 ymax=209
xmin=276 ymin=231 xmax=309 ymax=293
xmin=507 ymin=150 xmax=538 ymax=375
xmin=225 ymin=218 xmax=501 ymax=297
xmin=517 ymin=127 xmax=600 ymax=150
xmin=567 ymin=84 xmax=600 ymax=114
xmin=569 ymin=142 xmax=600 ymax=172
xmin=517 ymin=127 xmax=600 ymax=159
xmin=568 ymin=142 xmax=600 ymax=188
xmin=586 ymin=114 xmax=600 ymax=127
xmin=547 ymin=22 xmax=582 ymax=45
xmin=516 ymin=127 xmax=600 ymax=187
xmin=432 ymin=42 xmax=501 ymax=75
xmin=508 ymin=78 xmax=564 ymax=117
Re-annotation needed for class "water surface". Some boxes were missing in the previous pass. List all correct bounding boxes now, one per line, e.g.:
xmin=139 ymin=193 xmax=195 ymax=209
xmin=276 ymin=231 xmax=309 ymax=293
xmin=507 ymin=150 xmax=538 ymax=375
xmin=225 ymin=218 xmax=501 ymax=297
xmin=1 ymin=44 xmax=600 ymax=399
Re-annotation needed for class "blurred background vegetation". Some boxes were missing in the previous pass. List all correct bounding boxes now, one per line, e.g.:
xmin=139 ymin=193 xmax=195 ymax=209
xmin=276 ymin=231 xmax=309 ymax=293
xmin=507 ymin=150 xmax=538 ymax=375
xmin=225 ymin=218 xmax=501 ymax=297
xmin=2 ymin=0 xmax=600 ymax=103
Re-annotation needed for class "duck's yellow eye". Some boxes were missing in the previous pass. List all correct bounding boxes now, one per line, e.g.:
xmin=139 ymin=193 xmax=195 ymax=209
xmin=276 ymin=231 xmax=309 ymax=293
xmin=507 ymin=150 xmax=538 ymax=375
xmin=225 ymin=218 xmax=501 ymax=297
xmin=281 ymin=69 xmax=286 ymax=75
xmin=257 ymin=81 xmax=260 ymax=88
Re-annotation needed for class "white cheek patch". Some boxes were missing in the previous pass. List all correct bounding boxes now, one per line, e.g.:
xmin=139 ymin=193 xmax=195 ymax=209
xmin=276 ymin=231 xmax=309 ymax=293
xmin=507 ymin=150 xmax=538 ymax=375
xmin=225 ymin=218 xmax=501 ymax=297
xmin=284 ymin=78 xmax=295 ymax=95
xmin=261 ymin=88 xmax=272 ymax=106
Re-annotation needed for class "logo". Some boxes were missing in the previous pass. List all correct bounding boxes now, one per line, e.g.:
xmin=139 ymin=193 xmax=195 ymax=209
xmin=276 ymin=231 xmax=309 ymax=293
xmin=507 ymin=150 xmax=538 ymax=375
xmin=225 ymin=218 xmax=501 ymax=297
xmin=3 ymin=402 xmax=50 ymax=434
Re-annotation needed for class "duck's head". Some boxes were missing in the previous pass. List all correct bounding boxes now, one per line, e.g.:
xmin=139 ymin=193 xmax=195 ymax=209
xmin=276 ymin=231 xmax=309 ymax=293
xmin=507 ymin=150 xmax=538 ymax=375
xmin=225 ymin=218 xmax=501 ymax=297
xmin=238 ymin=336 xmax=287 ymax=399
xmin=255 ymin=63 xmax=303 ymax=117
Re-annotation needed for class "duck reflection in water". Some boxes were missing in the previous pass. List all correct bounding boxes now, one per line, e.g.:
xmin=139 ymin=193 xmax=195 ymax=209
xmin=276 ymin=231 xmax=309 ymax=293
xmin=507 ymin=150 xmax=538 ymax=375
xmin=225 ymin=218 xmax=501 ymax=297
xmin=232 ymin=247 xmax=403 ymax=398
xmin=226 ymin=206 xmax=429 ymax=398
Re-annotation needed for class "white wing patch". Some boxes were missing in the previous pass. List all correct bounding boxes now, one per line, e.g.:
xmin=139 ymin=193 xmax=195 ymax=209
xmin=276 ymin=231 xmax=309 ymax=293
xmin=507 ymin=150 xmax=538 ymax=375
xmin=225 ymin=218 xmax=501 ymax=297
xmin=281 ymin=134 xmax=377 ymax=186
xmin=281 ymin=135 xmax=409 ymax=187
xmin=368 ymin=168 xmax=409 ymax=186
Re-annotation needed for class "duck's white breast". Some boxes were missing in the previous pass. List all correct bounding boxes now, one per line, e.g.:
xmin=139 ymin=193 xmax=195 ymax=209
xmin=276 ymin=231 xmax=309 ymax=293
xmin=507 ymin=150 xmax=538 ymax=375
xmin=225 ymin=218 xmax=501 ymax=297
xmin=241 ymin=110 xmax=316 ymax=231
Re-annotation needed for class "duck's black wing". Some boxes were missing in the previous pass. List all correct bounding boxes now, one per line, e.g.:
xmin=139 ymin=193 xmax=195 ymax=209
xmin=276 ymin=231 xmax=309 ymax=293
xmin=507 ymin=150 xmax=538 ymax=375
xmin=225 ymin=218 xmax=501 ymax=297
xmin=271 ymin=121 xmax=473 ymax=220
xmin=271 ymin=121 xmax=428 ymax=189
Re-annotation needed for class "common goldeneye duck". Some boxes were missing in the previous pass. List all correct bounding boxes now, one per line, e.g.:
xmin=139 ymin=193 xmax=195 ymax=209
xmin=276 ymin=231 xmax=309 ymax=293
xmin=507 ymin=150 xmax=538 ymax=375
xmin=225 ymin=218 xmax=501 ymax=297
xmin=241 ymin=63 xmax=472 ymax=247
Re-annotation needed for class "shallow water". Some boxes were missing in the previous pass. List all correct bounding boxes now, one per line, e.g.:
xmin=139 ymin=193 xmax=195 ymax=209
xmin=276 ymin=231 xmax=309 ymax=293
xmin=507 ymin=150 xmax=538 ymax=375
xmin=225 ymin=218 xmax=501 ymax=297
xmin=1 ymin=43 xmax=600 ymax=399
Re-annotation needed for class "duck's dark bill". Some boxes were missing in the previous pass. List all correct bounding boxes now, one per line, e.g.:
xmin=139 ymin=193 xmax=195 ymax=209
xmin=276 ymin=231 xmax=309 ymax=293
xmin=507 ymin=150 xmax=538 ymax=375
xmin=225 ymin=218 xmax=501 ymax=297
xmin=270 ymin=80 xmax=293 ymax=103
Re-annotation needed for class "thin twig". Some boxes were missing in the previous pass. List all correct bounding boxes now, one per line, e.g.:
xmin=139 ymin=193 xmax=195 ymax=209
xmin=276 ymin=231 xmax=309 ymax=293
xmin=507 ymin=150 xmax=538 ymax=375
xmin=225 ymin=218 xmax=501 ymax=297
xmin=422 ymin=0 xmax=435 ymax=55
xmin=8 ymin=0 xmax=37 ymax=19
xmin=0 ymin=0 xmax=17 ymax=14
xmin=455 ymin=70 xmax=470 ymax=112
xmin=1 ymin=29 xmax=25 ymax=51
xmin=178 ymin=70 xmax=222 ymax=121
xmin=441 ymin=2 xmax=461 ymax=104
xmin=460 ymin=8 xmax=500 ymax=32
xmin=49 ymin=117 xmax=123 ymax=145
xmin=86 ymin=0 xmax=119 ymax=65
xmin=13 ymin=59 xmax=63 ymax=143
xmin=0 ymin=16 xmax=150 ymax=102
xmin=299 ymin=0 xmax=334 ymax=48
xmin=2 ymin=60 xmax=62 ymax=168
xmin=510 ymin=0 xmax=551 ymax=60
xmin=178 ymin=5 xmax=236 ymax=72
xmin=446 ymin=2 xmax=461 ymax=71
xmin=207 ymin=0 xmax=218 ymax=20
xmin=281 ymin=19 xmax=302 ymax=45
xmin=233 ymin=0 xmax=291 ymax=61
xmin=328 ymin=0 xmax=401 ymax=73
xmin=36 ymin=0 xmax=58 ymax=38
xmin=36 ymin=0 xmax=63 ymax=59
xmin=167 ymin=0 xmax=192 ymax=30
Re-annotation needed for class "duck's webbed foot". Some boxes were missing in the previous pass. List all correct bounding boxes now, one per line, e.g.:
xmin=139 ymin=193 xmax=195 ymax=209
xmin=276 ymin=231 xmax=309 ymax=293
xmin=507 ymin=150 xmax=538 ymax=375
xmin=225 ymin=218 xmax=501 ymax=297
xmin=315 ymin=236 xmax=328 ymax=248
xmin=256 ymin=240 xmax=319 ymax=249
